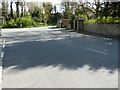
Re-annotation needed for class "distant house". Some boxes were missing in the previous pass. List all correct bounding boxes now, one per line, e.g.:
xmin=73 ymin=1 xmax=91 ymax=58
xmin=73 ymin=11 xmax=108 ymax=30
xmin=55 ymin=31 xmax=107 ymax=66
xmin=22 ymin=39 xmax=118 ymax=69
xmin=57 ymin=19 xmax=70 ymax=28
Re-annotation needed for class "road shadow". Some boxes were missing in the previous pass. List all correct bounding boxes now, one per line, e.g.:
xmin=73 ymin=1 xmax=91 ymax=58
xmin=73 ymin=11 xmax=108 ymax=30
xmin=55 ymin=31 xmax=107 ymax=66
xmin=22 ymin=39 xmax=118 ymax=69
xmin=2 ymin=28 xmax=118 ymax=72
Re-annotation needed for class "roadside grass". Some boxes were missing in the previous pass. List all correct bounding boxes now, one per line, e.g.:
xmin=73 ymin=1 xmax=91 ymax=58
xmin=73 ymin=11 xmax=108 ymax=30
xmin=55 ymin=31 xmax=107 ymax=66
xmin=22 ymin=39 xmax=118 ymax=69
xmin=1 ymin=24 xmax=55 ymax=29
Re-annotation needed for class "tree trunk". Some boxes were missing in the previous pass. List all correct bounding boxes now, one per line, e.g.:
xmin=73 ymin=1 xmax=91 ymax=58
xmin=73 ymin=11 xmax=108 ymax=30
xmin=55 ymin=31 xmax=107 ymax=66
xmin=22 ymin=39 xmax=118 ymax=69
xmin=10 ymin=1 xmax=13 ymax=19
xmin=21 ymin=2 xmax=24 ymax=17
xmin=2 ymin=0 xmax=8 ymax=21
xmin=16 ymin=2 xmax=19 ymax=17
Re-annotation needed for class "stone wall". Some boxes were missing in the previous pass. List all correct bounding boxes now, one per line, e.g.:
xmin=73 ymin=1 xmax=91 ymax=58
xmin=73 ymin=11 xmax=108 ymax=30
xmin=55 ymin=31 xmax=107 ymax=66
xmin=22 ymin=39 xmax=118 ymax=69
xmin=84 ymin=24 xmax=120 ymax=37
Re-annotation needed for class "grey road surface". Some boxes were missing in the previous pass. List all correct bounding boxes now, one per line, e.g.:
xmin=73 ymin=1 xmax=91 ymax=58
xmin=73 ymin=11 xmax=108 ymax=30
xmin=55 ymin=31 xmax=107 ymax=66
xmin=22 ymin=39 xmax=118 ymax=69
xmin=0 ymin=36 xmax=3 ymax=89
xmin=2 ymin=26 xmax=118 ymax=88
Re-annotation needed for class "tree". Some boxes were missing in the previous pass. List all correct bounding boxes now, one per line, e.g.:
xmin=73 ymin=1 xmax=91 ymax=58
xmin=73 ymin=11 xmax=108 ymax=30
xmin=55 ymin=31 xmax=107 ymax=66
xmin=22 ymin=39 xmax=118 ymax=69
xmin=61 ymin=1 xmax=71 ymax=19
xmin=10 ymin=0 xmax=13 ymax=19
xmin=43 ymin=2 xmax=53 ymax=23
xmin=53 ymin=5 xmax=57 ymax=13
xmin=85 ymin=0 xmax=120 ymax=18
xmin=15 ymin=0 xmax=20 ymax=17
xmin=44 ymin=2 xmax=53 ymax=16
xmin=103 ymin=2 xmax=120 ymax=17
xmin=61 ymin=1 xmax=78 ymax=19
xmin=2 ymin=0 xmax=8 ymax=20
xmin=27 ymin=2 xmax=42 ymax=16
xmin=19 ymin=0 xmax=24 ymax=17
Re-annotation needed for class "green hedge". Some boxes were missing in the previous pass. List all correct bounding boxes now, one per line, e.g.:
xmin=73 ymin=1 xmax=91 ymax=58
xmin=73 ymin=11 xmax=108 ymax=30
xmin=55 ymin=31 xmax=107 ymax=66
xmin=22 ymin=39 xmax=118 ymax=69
xmin=16 ymin=17 xmax=36 ymax=27
xmin=83 ymin=16 xmax=120 ymax=24
xmin=3 ymin=19 xmax=17 ymax=28
xmin=87 ymin=16 xmax=120 ymax=24
xmin=3 ymin=17 xmax=36 ymax=28
xmin=86 ymin=19 xmax=96 ymax=24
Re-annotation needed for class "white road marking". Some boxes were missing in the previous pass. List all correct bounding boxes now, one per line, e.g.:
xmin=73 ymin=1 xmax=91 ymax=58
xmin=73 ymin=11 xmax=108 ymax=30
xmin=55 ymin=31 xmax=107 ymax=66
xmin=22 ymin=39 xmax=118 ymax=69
xmin=2 ymin=44 xmax=5 ymax=48
xmin=3 ymin=38 xmax=5 ymax=43
xmin=1 ymin=52 xmax=4 ymax=58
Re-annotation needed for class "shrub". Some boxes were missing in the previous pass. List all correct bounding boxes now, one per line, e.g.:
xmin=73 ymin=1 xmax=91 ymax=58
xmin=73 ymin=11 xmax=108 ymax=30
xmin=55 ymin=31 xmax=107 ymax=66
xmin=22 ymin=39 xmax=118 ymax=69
xmin=3 ymin=19 xmax=17 ymax=28
xmin=114 ymin=20 xmax=120 ymax=24
xmin=102 ymin=16 xmax=107 ymax=23
xmin=107 ymin=16 xmax=114 ymax=24
xmin=87 ymin=16 xmax=120 ymax=24
xmin=16 ymin=17 xmax=36 ymax=27
xmin=32 ymin=17 xmax=41 ymax=23
xmin=3 ymin=17 xmax=36 ymax=28
xmin=114 ymin=17 xmax=120 ymax=24
xmin=96 ymin=17 xmax=102 ymax=23
xmin=16 ymin=18 xmax=23 ymax=27
xmin=22 ymin=17 xmax=36 ymax=27
xmin=86 ymin=19 xmax=96 ymax=24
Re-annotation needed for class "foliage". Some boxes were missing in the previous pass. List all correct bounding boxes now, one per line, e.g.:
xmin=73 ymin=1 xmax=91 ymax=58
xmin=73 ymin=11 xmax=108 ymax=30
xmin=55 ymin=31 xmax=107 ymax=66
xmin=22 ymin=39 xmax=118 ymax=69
xmin=3 ymin=17 xmax=36 ymax=28
xmin=43 ymin=2 xmax=53 ymax=19
xmin=102 ymin=17 xmax=107 ymax=23
xmin=95 ymin=17 xmax=102 ymax=23
xmin=107 ymin=16 xmax=114 ymax=24
xmin=76 ymin=14 xmax=88 ymax=21
xmin=85 ymin=16 xmax=120 ymax=24
xmin=75 ymin=8 xmax=84 ymax=15
xmin=48 ymin=12 xmax=61 ymax=25
xmin=16 ymin=17 xmax=36 ymax=27
xmin=86 ymin=19 xmax=96 ymax=24
xmin=31 ymin=6 xmax=42 ymax=18
xmin=61 ymin=2 xmax=73 ymax=19
xmin=3 ymin=19 xmax=17 ymax=28
xmin=32 ymin=17 xmax=42 ymax=23
xmin=114 ymin=17 xmax=120 ymax=24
